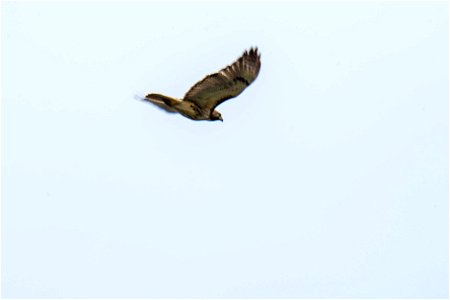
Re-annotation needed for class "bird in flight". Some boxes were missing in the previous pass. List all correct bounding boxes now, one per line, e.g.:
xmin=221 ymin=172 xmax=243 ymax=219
xmin=142 ymin=47 xmax=261 ymax=122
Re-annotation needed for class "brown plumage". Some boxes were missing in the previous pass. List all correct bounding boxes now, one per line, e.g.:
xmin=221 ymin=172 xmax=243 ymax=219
xmin=143 ymin=47 xmax=261 ymax=122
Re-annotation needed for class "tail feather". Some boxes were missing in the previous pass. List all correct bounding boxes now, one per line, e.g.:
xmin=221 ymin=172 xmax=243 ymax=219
xmin=146 ymin=93 xmax=180 ymax=107
xmin=143 ymin=93 xmax=179 ymax=113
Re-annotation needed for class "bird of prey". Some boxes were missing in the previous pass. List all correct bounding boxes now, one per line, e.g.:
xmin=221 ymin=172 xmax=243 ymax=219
xmin=143 ymin=47 xmax=261 ymax=122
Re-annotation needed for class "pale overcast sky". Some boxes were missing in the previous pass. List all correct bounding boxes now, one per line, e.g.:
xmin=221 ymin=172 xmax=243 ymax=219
xmin=2 ymin=1 xmax=448 ymax=298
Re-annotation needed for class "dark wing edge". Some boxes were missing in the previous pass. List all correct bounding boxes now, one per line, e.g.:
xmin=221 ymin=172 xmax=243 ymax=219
xmin=183 ymin=47 xmax=261 ymax=112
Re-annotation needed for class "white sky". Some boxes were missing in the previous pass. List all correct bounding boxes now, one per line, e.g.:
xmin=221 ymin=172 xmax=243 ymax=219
xmin=2 ymin=1 xmax=448 ymax=298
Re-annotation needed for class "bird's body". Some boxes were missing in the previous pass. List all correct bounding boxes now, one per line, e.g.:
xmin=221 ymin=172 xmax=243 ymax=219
xmin=143 ymin=47 xmax=261 ymax=122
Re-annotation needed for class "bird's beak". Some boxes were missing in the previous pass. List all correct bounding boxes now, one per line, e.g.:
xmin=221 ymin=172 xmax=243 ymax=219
xmin=219 ymin=116 xmax=223 ymax=122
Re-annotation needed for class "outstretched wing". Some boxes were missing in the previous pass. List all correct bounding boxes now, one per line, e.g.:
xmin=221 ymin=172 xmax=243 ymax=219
xmin=183 ymin=47 xmax=261 ymax=112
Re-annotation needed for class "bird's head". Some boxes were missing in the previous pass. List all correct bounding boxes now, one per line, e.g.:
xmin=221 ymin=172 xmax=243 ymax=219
xmin=211 ymin=110 xmax=223 ymax=122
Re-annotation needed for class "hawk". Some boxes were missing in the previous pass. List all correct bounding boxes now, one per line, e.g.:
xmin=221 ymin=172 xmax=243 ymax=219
xmin=143 ymin=47 xmax=261 ymax=122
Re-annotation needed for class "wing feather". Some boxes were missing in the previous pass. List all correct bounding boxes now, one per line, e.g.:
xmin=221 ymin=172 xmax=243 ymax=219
xmin=183 ymin=47 xmax=261 ymax=112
